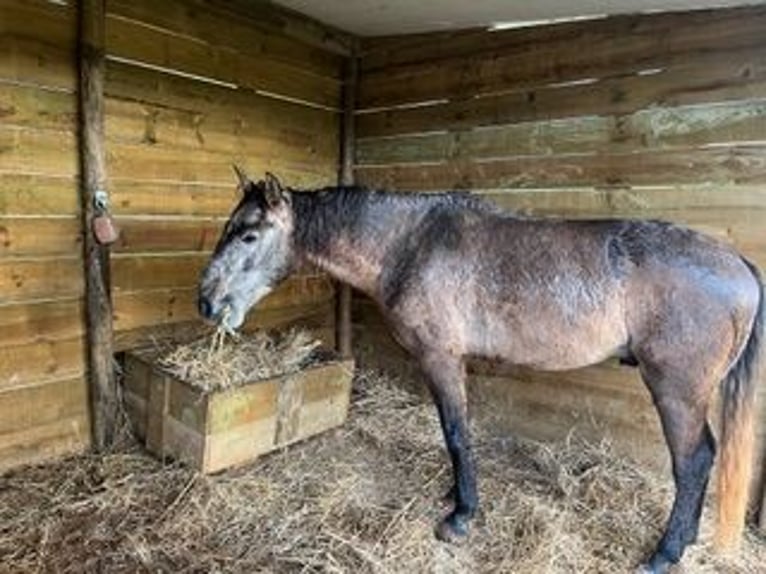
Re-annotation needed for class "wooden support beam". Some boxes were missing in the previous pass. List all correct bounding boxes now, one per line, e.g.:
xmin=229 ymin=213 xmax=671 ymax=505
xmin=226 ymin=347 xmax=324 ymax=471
xmin=78 ymin=0 xmax=117 ymax=450
xmin=336 ymin=42 xmax=359 ymax=359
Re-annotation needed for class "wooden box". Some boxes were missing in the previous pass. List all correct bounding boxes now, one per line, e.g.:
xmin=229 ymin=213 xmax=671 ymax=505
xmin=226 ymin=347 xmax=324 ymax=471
xmin=123 ymin=352 xmax=354 ymax=473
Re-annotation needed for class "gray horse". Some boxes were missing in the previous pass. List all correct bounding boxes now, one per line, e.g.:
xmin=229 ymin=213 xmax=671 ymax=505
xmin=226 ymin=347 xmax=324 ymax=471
xmin=198 ymin=169 xmax=763 ymax=573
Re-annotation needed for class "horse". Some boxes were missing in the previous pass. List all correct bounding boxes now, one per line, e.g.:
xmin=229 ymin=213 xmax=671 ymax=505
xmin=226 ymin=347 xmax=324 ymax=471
xmin=198 ymin=168 xmax=763 ymax=573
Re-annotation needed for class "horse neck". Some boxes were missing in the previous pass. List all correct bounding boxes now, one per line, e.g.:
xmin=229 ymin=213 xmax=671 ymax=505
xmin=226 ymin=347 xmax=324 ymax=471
xmin=290 ymin=188 xmax=421 ymax=296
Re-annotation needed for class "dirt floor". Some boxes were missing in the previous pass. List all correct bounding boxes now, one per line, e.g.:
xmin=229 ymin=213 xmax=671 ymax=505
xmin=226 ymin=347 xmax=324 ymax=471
xmin=1 ymin=370 xmax=764 ymax=573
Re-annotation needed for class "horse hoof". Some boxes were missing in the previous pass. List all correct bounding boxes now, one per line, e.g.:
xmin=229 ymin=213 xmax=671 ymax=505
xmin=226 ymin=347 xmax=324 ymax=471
xmin=434 ymin=513 xmax=470 ymax=545
xmin=637 ymin=551 xmax=674 ymax=574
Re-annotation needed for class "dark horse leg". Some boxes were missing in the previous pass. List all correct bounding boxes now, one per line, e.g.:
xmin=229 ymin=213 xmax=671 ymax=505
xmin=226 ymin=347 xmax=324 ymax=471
xmin=420 ymin=352 xmax=478 ymax=542
xmin=640 ymin=370 xmax=716 ymax=574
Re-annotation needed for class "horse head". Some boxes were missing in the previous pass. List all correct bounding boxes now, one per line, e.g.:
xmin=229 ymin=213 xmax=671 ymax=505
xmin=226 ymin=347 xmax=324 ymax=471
xmin=198 ymin=166 xmax=296 ymax=330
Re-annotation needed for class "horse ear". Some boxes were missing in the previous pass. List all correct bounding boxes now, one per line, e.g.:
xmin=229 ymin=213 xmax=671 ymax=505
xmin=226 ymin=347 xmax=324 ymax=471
xmin=263 ymin=171 xmax=284 ymax=207
xmin=232 ymin=164 xmax=251 ymax=192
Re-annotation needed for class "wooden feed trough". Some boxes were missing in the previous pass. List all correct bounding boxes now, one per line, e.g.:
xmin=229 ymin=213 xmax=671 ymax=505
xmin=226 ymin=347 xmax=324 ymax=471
xmin=123 ymin=350 xmax=354 ymax=473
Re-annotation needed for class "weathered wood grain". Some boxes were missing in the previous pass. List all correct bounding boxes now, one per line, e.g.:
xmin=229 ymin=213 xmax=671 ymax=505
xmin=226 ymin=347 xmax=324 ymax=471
xmin=358 ymin=5 xmax=766 ymax=108
xmin=0 ymin=257 xmax=83 ymax=303
xmin=358 ymin=53 xmax=766 ymax=138
xmin=356 ymin=145 xmax=766 ymax=191
xmin=357 ymin=100 xmax=766 ymax=165
xmin=0 ymin=298 xmax=84 ymax=347
xmin=0 ymin=413 xmax=89 ymax=474
xmin=106 ymin=0 xmax=345 ymax=77
xmin=0 ymin=376 xmax=87 ymax=435
xmin=0 ymin=337 xmax=84 ymax=390
xmin=360 ymin=5 xmax=766 ymax=72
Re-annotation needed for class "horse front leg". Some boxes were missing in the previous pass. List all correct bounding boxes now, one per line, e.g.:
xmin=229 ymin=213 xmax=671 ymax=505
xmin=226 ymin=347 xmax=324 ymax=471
xmin=420 ymin=352 xmax=478 ymax=543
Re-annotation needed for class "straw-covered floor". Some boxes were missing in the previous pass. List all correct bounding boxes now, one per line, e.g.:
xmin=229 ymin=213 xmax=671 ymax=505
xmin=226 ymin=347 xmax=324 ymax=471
xmin=1 ymin=370 xmax=764 ymax=573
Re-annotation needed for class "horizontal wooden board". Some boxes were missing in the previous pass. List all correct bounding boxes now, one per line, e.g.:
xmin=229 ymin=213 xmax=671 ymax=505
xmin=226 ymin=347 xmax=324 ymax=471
xmin=0 ymin=337 xmax=84 ymax=390
xmin=0 ymin=82 xmax=75 ymax=132
xmin=106 ymin=140 xmax=336 ymax=186
xmin=0 ymin=217 xmax=81 ymax=256
xmin=0 ymin=257 xmax=83 ymax=303
xmin=106 ymin=0 xmax=344 ymax=78
xmin=360 ymin=5 xmax=765 ymax=71
xmin=113 ymin=275 xmax=334 ymax=332
xmin=358 ymin=5 xmax=766 ymax=108
xmin=478 ymin=185 xmax=766 ymax=215
xmin=355 ymin=145 xmax=766 ymax=191
xmin=0 ymin=173 xmax=78 ymax=216
xmin=110 ymin=181 xmax=237 ymax=217
xmin=0 ymin=126 xmax=76 ymax=176
xmin=357 ymin=100 xmax=766 ymax=164
xmin=0 ymin=298 xmax=83 ymax=347
xmin=112 ymin=218 xmax=222 ymax=254
xmin=111 ymin=253 xmax=208 ymax=292
xmin=105 ymin=14 xmax=341 ymax=108
xmin=357 ymin=53 xmax=766 ymax=137
xmin=0 ymin=376 xmax=87 ymax=435
xmin=0 ymin=413 xmax=89 ymax=474
xmin=0 ymin=0 xmax=76 ymax=90
xmin=105 ymin=97 xmax=338 ymax=166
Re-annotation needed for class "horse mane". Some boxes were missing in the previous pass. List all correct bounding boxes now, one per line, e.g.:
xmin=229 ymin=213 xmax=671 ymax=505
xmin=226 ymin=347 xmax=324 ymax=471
xmin=289 ymin=185 xmax=495 ymax=253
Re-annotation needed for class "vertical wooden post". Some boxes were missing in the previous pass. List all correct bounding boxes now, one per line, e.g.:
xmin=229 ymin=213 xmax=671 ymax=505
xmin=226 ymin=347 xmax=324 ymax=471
xmin=78 ymin=0 xmax=117 ymax=450
xmin=336 ymin=41 xmax=358 ymax=358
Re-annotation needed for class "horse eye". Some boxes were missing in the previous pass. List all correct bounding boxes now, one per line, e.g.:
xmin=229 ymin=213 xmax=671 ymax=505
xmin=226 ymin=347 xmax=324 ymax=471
xmin=241 ymin=233 xmax=258 ymax=244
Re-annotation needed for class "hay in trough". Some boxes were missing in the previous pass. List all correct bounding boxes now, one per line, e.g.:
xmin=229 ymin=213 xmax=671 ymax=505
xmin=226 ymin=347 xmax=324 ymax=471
xmin=1 ymin=369 xmax=764 ymax=573
xmin=147 ymin=327 xmax=323 ymax=392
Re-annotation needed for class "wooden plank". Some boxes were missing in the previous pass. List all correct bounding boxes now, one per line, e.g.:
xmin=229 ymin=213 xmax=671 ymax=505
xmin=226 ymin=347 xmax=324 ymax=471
xmin=0 ymin=82 xmax=76 ymax=131
xmin=0 ymin=298 xmax=84 ymax=347
xmin=110 ymin=181 xmax=236 ymax=217
xmin=111 ymin=253 xmax=208 ymax=292
xmin=0 ymin=376 xmax=87 ymax=435
xmin=358 ymin=6 xmax=766 ymax=108
xmin=0 ymin=337 xmax=85 ymax=390
xmin=0 ymin=126 xmax=77 ymax=176
xmin=360 ymin=5 xmax=765 ymax=71
xmin=104 ymin=96 xmax=338 ymax=161
xmin=113 ymin=275 xmax=335 ymax=332
xmin=106 ymin=0 xmax=345 ymax=78
xmin=105 ymin=140 xmax=336 ymax=186
xmin=357 ymin=100 xmax=766 ymax=165
xmin=357 ymin=53 xmax=766 ymax=137
xmin=355 ymin=145 xmax=766 ymax=191
xmin=0 ymin=0 xmax=75 ymax=90
xmin=208 ymin=0 xmax=353 ymax=57
xmin=104 ymin=15 xmax=341 ymax=108
xmin=0 ymin=413 xmax=89 ymax=474
xmin=0 ymin=257 xmax=83 ymax=303
xmin=0 ymin=218 xmax=81 ymax=256
xmin=477 ymin=185 xmax=766 ymax=215
xmin=0 ymin=1 xmax=74 ymax=46
xmin=0 ymin=174 xmax=78 ymax=216
xmin=112 ymin=218 xmax=222 ymax=253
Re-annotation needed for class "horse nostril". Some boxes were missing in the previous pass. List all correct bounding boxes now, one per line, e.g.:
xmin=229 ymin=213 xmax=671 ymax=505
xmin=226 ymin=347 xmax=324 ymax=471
xmin=198 ymin=296 xmax=213 ymax=319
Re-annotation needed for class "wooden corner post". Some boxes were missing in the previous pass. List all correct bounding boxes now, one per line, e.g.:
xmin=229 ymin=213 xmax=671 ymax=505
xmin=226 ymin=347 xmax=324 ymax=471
xmin=78 ymin=0 xmax=117 ymax=450
xmin=336 ymin=41 xmax=359 ymax=358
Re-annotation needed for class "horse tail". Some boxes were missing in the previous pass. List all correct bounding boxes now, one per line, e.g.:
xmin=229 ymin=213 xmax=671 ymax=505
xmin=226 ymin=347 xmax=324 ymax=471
xmin=716 ymin=257 xmax=764 ymax=550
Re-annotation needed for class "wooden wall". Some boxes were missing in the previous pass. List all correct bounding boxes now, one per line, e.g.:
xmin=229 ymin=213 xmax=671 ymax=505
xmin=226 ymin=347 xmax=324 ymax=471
xmin=0 ymin=0 xmax=88 ymax=471
xmin=353 ymin=6 xmax=766 ymax=487
xmin=0 ymin=0 xmax=346 ymax=472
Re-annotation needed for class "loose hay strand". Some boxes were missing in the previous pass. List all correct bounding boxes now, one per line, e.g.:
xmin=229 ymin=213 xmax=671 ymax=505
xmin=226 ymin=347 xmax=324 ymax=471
xmin=1 ymin=370 xmax=763 ymax=573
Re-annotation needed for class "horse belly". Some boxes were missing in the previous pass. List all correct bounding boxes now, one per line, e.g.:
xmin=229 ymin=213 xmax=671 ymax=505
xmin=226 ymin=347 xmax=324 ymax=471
xmin=468 ymin=299 xmax=628 ymax=371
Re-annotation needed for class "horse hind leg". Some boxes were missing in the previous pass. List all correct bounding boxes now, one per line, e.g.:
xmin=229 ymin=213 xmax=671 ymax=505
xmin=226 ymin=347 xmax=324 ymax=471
xmin=639 ymin=367 xmax=717 ymax=574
